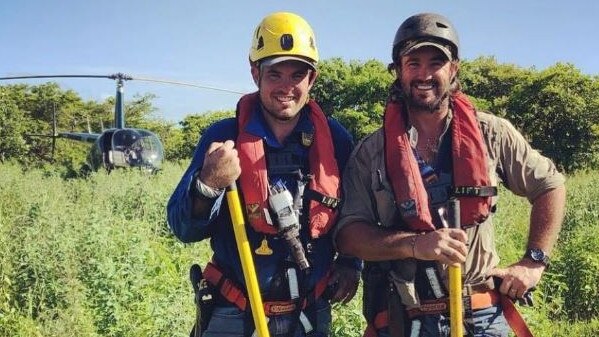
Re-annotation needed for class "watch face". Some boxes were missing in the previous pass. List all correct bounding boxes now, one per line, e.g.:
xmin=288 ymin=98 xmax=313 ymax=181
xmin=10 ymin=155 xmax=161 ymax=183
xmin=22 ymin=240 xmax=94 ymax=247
xmin=531 ymin=248 xmax=544 ymax=261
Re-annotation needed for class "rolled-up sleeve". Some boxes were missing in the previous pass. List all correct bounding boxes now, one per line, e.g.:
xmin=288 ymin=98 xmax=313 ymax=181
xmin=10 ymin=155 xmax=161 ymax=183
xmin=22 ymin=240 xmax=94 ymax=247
xmin=494 ymin=117 xmax=565 ymax=202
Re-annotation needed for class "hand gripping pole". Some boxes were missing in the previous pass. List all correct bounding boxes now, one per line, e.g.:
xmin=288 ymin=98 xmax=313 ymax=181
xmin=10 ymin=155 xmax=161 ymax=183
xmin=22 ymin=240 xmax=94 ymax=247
xmin=226 ymin=183 xmax=270 ymax=337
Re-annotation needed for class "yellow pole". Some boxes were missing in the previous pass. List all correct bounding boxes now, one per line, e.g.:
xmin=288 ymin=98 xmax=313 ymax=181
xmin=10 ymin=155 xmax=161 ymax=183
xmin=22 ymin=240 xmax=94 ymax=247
xmin=226 ymin=183 xmax=270 ymax=337
xmin=448 ymin=198 xmax=463 ymax=337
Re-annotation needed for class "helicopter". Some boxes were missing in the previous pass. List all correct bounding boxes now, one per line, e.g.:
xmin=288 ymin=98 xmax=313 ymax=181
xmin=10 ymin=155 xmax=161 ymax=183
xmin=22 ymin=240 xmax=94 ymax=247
xmin=0 ymin=73 xmax=244 ymax=173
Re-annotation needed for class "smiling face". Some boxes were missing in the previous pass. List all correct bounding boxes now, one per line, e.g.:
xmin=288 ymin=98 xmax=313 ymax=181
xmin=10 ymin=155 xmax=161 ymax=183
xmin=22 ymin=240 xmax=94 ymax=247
xmin=251 ymin=60 xmax=317 ymax=125
xmin=397 ymin=45 xmax=458 ymax=114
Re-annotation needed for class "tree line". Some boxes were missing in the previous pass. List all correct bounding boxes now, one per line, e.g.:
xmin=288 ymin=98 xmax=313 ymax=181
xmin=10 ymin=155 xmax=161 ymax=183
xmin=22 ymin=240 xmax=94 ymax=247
xmin=1 ymin=56 xmax=598 ymax=173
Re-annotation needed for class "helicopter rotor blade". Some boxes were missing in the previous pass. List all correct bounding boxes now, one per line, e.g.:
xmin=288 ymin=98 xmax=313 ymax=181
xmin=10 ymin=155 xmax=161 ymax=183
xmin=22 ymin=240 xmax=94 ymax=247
xmin=2 ymin=73 xmax=244 ymax=96
xmin=130 ymin=76 xmax=245 ymax=95
xmin=1 ymin=73 xmax=243 ymax=94
xmin=0 ymin=74 xmax=114 ymax=81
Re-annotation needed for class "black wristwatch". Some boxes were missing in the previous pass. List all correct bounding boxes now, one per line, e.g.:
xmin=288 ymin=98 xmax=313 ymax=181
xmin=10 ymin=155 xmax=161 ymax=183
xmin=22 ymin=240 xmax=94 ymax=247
xmin=524 ymin=248 xmax=550 ymax=266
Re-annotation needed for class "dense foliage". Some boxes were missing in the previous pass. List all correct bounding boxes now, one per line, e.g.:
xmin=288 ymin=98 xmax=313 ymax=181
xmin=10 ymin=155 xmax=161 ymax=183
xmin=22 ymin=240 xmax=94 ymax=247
xmin=0 ymin=163 xmax=597 ymax=336
xmin=2 ymin=57 xmax=598 ymax=173
xmin=311 ymin=58 xmax=393 ymax=140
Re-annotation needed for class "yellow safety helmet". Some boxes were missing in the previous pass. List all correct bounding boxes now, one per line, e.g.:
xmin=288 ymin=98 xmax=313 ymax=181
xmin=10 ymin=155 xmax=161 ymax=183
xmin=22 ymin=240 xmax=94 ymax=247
xmin=249 ymin=12 xmax=319 ymax=69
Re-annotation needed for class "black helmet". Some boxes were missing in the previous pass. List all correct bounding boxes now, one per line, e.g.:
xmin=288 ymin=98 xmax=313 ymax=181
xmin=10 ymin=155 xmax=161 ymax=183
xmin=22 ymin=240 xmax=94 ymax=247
xmin=392 ymin=13 xmax=459 ymax=63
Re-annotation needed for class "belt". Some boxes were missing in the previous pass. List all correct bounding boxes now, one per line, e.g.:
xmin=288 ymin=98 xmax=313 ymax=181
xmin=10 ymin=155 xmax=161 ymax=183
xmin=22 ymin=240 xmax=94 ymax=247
xmin=406 ymin=290 xmax=500 ymax=319
xmin=368 ymin=286 xmax=533 ymax=337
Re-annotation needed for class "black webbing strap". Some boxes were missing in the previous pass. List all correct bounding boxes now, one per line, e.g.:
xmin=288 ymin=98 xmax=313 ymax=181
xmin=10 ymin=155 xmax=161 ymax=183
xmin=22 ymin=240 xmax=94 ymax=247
xmin=303 ymin=188 xmax=340 ymax=209
xmin=452 ymin=186 xmax=497 ymax=197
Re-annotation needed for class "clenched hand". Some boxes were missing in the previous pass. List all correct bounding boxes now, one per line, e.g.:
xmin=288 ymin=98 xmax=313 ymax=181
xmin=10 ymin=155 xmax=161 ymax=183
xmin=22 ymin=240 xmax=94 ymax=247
xmin=199 ymin=140 xmax=241 ymax=189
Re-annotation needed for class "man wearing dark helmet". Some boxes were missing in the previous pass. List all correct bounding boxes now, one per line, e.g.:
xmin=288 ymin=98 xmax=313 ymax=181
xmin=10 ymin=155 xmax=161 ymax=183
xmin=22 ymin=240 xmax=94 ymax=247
xmin=334 ymin=13 xmax=566 ymax=337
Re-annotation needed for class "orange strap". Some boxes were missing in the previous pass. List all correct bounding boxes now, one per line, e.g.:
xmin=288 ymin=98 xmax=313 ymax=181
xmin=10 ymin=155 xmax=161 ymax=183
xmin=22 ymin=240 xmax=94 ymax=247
xmin=364 ymin=292 xmax=534 ymax=337
xmin=406 ymin=291 xmax=499 ymax=319
xmin=203 ymin=261 xmax=330 ymax=316
xmin=204 ymin=262 xmax=248 ymax=310
xmin=362 ymin=311 xmax=388 ymax=337
xmin=501 ymin=295 xmax=534 ymax=337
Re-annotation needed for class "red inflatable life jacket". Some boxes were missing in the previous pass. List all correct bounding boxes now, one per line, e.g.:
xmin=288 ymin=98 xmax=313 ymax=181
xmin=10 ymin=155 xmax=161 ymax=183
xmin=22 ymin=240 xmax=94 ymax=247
xmin=383 ymin=91 xmax=493 ymax=231
xmin=236 ymin=92 xmax=340 ymax=238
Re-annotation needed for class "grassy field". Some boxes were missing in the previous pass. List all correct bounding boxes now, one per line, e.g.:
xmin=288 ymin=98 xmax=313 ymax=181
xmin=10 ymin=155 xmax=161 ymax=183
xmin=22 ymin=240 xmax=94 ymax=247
xmin=0 ymin=162 xmax=597 ymax=336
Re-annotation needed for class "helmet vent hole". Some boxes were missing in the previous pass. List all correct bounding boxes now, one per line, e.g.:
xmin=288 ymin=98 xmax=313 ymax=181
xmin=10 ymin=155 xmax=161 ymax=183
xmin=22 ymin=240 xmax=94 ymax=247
xmin=436 ymin=22 xmax=449 ymax=29
xmin=280 ymin=34 xmax=294 ymax=50
xmin=257 ymin=36 xmax=264 ymax=50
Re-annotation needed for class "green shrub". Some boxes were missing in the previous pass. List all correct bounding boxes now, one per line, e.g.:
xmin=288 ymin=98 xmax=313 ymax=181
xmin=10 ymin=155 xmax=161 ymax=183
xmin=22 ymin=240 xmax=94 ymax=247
xmin=541 ymin=171 xmax=599 ymax=321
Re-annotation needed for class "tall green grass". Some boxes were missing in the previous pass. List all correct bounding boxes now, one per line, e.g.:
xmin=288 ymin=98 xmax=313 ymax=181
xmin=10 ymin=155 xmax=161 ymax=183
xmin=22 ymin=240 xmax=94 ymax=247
xmin=493 ymin=171 xmax=599 ymax=336
xmin=0 ymin=162 xmax=208 ymax=337
xmin=0 ymin=162 xmax=597 ymax=336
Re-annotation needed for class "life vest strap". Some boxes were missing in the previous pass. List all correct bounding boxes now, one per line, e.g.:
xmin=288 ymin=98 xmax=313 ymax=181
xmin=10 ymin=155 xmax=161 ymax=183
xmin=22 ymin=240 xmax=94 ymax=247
xmin=452 ymin=186 xmax=498 ymax=197
xmin=204 ymin=262 xmax=248 ymax=311
xmin=303 ymin=188 xmax=340 ymax=209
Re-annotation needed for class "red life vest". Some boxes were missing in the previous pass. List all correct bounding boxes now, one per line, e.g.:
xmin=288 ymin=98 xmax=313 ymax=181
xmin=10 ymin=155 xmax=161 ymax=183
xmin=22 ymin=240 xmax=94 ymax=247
xmin=236 ymin=92 xmax=340 ymax=238
xmin=383 ymin=91 xmax=493 ymax=231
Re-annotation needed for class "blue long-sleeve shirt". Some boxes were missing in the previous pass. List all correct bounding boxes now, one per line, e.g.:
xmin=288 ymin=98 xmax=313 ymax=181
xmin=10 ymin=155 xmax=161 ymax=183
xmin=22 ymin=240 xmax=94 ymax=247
xmin=167 ymin=102 xmax=358 ymax=295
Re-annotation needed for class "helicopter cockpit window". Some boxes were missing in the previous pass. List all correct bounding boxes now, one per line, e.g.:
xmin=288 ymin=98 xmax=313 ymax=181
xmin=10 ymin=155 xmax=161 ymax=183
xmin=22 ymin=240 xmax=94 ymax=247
xmin=110 ymin=129 xmax=164 ymax=170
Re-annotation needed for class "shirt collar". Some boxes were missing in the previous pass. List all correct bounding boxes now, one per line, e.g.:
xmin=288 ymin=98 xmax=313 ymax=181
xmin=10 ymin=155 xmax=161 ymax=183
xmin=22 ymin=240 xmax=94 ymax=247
xmin=407 ymin=110 xmax=453 ymax=147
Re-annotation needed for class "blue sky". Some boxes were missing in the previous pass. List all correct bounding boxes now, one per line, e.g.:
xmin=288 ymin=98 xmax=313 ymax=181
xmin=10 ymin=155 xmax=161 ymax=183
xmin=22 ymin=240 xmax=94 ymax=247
xmin=2 ymin=1 xmax=598 ymax=123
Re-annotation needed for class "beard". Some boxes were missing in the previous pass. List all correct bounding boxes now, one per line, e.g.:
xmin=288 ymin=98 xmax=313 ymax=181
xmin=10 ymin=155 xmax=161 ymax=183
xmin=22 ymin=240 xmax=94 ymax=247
xmin=402 ymin=80 xmax=450 ymax=114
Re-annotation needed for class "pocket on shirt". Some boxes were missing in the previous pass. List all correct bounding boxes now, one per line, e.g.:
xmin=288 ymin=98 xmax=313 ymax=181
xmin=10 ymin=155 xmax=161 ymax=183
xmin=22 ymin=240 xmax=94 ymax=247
xmin=371 ymin=169 xmax=400 ymax=227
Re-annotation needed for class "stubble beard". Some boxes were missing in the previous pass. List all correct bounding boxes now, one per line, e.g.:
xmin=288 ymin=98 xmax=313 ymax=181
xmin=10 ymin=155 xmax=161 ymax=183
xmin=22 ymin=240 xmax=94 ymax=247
xmin=262 ymin=103 xmax=299 ymax=123
xmin=403 ymin=81 xmax=450 ymax=114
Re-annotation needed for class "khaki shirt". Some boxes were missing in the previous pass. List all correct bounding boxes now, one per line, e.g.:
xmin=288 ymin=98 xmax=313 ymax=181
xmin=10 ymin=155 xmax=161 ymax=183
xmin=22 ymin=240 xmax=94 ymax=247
xmin=335 ymin=111 xmax=565 ymax=296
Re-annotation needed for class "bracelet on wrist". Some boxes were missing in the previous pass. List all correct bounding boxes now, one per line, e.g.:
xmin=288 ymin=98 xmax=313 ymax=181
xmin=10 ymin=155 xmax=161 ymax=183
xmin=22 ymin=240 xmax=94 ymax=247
xmin=194 ymin=177 xmax=225 ymax=199
xmin=410 ymin=234 xmax=420 ymax=259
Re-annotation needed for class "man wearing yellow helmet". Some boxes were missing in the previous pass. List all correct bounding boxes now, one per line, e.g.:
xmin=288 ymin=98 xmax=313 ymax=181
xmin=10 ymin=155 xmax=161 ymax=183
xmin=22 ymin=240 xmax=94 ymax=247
xmin=168 ymin=12 xmax=360 ymax=337
xmin=248 ymin=12 xmax=320 ymax=128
